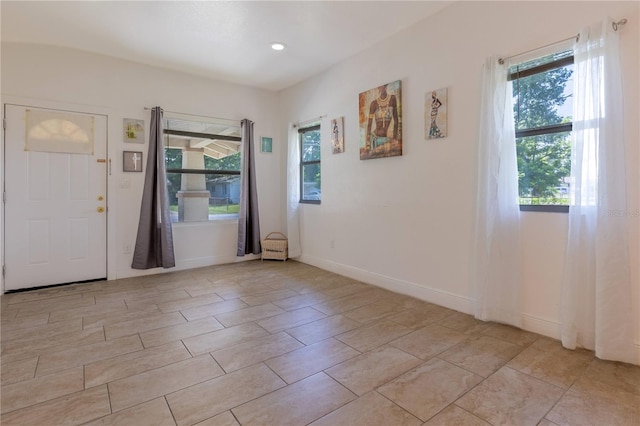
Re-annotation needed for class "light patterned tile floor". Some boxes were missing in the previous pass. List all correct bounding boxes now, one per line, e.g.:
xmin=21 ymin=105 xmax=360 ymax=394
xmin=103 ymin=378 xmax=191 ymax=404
xmin=1 ymin=260 xmax=638 ymax=425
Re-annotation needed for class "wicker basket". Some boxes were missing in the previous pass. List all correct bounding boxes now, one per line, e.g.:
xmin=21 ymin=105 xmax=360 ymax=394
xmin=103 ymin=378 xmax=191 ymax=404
xmin=261 ymin=232 xmax=288 ymax=261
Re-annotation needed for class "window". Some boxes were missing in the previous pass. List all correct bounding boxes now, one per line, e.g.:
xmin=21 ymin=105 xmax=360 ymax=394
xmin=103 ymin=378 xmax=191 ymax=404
xmin=299 ymin=124 xmax=321 ymax=203
xmin=510 ymin=49 xmax=574 ymax=212
xmin=164 ymin=116 xmax=241 ymax=222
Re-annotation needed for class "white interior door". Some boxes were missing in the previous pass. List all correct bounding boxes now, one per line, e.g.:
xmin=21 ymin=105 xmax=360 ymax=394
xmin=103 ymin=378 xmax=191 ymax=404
xmin=4 ymin=104 xmax=107 ymax=291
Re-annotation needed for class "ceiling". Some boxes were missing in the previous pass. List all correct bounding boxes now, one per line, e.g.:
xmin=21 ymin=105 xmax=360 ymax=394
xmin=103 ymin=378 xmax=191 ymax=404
xmin=1 ymin=1 xmax=452 ymax=91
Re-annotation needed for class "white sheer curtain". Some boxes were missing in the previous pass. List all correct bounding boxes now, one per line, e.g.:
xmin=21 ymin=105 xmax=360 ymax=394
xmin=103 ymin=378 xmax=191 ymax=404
xmin=473 ymin=56 xmax=522 ymax=327
xmin=561 ymin=19 xmax=635 ymax=364
xmin=286 ymin=124 xmax=302 ymax=258
xmin=472 ymin=57 xmax=522 ymax=327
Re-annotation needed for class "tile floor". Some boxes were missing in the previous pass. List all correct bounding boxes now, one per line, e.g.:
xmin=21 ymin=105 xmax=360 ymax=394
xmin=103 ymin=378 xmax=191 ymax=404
xmin=1 ymin=260 xmax=639 ymax=425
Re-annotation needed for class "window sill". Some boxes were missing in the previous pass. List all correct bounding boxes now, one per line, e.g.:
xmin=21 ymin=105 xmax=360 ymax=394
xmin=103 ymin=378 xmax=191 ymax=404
xmin=171 ymin=215 xmax=239 ymax=227
xmin=300 ymin=200 xmax=321 ymax=205
xmin=520 ymin=205 xmax=568 ymax=213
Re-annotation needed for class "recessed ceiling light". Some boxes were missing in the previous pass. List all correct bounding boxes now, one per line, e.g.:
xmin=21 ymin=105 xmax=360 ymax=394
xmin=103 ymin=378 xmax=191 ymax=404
xmin=270 ymin=42 xmax=286 ymax=51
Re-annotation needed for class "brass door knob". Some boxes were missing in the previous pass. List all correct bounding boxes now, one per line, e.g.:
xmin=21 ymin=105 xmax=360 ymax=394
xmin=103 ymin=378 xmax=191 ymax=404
xmin=98 ymin=196 xmax=104 ymax=201
xmin=97 ymin=207 xmax=105 ymax=213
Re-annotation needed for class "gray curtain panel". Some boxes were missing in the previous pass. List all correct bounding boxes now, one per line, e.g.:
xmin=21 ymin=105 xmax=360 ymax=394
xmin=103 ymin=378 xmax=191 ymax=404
xmin=237 ymin=119 xmax=262 ymax=256
xmin=132 ymin=107 xmax=176 ymax=269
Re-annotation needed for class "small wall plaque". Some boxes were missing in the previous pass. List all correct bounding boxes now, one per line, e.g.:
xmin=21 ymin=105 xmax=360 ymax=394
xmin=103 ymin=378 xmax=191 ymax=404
xmin=123 ymin=118 xmax=145 ymax=144
xmin=123 ymin=151 xmax=143 ymax=172
xmin=261 ymin=136 xmax=273 ymax=153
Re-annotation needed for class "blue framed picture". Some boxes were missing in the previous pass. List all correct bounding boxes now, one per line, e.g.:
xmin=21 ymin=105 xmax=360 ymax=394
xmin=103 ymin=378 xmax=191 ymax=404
xmin=261 ymin=136 xmax=273 ymax=153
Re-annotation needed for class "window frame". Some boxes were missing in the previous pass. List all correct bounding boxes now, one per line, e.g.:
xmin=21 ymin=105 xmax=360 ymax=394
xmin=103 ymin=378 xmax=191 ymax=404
xmin=163 ymin=118 xmax=242 ymax=222
xmin=298 ymin=124 xmax=321 ymax=204
xmin=510 ymin=53 xmax=574 ymax=213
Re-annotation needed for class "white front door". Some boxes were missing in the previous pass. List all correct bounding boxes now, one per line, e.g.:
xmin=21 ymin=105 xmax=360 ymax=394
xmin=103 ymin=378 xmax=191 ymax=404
xmin=3 ymin=104 xmax=107 ymax=291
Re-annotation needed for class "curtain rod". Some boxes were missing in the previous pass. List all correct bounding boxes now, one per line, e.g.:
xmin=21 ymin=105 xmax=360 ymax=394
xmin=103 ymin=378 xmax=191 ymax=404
xmin=499 ymin=34 xmax=577 ymax=65
xmin=143 ymin=107 xmax=239 ymax=124
xmin=293 ymin=114 xmax=327 ymax=128
xmin=499 ymin=18 xmax=627 ymax=65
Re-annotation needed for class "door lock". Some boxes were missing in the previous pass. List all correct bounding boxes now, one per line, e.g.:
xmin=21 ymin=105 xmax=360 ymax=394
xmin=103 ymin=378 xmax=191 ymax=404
xmin=97 ymin=207 xmax=105 ymax=213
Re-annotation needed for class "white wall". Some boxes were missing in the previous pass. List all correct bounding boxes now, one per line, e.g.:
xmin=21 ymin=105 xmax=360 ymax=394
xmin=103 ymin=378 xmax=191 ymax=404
xmin=278 ymin=1 xmax=640 ymax=349
xmin=1 ymin=43 xmax=283 ymax=290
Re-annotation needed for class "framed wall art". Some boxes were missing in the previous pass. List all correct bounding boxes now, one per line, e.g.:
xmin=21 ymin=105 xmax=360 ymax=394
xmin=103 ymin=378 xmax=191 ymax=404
xmin=358 ymin=80 xmax=402 ymax=160
xmin=425 ymin=87 xmax=448 ymax=139
xmin=359 ymin=80 xmax=402 ymax=160
xmin=123 ymin=151 xmax=143 ymax=172
xmin=123 ymin=118 xmax=145 ymax=144
xmin=330 ymin=116 xmax=345 ymax=154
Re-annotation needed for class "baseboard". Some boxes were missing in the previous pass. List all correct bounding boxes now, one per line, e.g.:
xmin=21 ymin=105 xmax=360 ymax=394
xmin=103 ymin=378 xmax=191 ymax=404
xmin=521 ymin=313 xmax=562 ymax=340
xmin=176 ymin=254 xmax=261 ymax=270
xmin=114 ymin=254 xmax=260 ymax=280
xmin=298 ymin=254 xmax=474 ymax=315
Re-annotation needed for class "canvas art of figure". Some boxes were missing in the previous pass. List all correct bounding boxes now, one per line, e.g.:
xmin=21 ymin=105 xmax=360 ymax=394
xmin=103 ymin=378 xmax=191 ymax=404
xmin=359 ymin=80 xmax=402 ymax=160
xmin=331 ymin=116 xmax=345 ymax=154
xmin=426 ymin=87 xmax=448 ymax=139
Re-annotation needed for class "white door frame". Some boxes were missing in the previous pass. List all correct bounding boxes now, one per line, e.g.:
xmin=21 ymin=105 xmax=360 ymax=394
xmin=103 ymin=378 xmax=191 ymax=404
xmin=1 ymin=96 xmax=116 ymax=294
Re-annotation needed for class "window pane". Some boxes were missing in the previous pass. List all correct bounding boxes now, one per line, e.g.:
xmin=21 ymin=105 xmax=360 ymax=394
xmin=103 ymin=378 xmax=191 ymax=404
xmin=301 ymin=163 xmax=321 ymax=201
xmin=167 ymin=173 xmax=240 ymax=222
xmin=165 ymin=148 xmax=183 ymax=169
xmin=204 ymin=152 xmax=241 ymax=171
xmin=301 ymin=130 xmax=321 ymax=162
xmin=512 ymin=64 xmax=573 ymax=130
xmin=516 ymin=131 xmax=571 ymax=205
xmin=164 ymin=117 xmax=241 ymax=170
xmin=163 ymin=116 xmax=242 ymax=221
xmin=165 ymin=148 xmax=241 ymax=172
xmin=509 ymin=50 xmax=572 ymax=75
